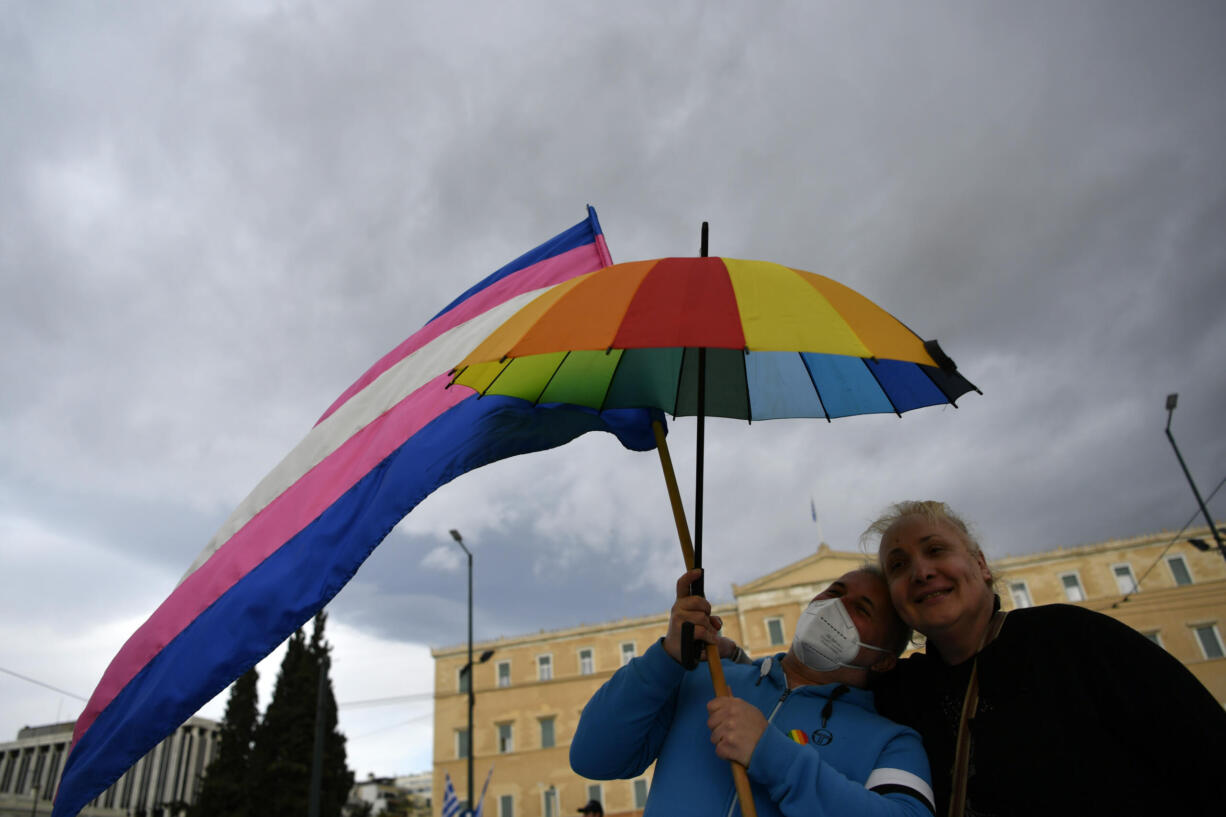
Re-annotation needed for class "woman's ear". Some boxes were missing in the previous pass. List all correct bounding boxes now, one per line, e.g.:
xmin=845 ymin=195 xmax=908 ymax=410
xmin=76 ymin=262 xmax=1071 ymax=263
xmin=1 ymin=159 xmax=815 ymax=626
xmin=975 ymin=549 xmax=992 ymax=584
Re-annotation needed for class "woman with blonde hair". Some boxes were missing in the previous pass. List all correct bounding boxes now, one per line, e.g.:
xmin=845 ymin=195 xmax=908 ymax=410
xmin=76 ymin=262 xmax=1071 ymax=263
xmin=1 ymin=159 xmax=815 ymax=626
xmin=867 ymin=500 xmax=1226 ymax=816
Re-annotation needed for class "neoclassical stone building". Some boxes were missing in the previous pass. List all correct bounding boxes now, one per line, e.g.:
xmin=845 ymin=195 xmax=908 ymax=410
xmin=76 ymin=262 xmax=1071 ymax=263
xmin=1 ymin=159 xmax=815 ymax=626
xmin=0 ymin=717 xmax=219 ymax=817
xmin=432 ymin=526 xmax=1226 ymax=817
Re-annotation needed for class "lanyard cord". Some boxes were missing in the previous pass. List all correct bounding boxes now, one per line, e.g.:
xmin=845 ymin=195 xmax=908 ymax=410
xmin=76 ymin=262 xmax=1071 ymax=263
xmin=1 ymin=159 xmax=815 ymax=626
xmin=820 ymin=684 xmax=851 ymax=729
xmin=949 ymin=610 xmax=1008 ymax=817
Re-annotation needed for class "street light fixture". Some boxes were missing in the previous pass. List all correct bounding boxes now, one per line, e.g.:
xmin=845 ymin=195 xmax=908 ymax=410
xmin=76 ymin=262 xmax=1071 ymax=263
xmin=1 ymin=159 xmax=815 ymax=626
xmin=450 ymin=529 xmax=494 ymax=817
xmin=1165 ymin=394 xmax=1226 ymax=562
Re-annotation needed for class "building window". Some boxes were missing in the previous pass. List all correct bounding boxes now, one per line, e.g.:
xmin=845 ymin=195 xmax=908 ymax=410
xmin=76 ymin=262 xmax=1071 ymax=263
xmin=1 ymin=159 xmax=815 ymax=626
xmin=1008 ymin=581 xmax=1033 ymax=609
xmin=587 ymin=783 xmax=602 ymax=805
xmin=458 ymin=666 xmax=471 ymax=694
xmin=497 ymin=660 xmax=511 ymax=688
xmin=1167 ymin=555 xmax=1193 ymax=586
xmin=497 ymin=722 xmax=514 ymax=754
xmin=634 ymin=778 xmax=650 ymax=809
xmin=455 ymin=729 xmax=470 ymax=759
xmin=539 ymin=716 xmax=556 ymax=749
xmin=1060 ymin=573 xmax=1085 ymax=602
xmin=1143 ymin=630 xmax=1163 ymax=648
xmin=1194 ymin=624 xmax=1225 ymax=660
xmin=579 ymin=648 xmax=594 ymax=675
xmin=537 ymin=654 xmax=553 ymax=681
xmin=621 ymin=642 xmax=636 ymax=666
xmin=543 ymin=787 xmax=559 ymax=817
xmin=765 ymin=617 xmax=785 ymax=646
xmin=1112 ymin=563 xmax=1139 ymax=594
xmin=499 ymin=794 xmax=514 ymax=817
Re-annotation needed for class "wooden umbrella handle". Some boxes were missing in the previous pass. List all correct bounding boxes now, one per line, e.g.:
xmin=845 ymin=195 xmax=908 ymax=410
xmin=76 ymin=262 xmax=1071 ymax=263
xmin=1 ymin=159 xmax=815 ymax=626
xmin=652 ymin=420 xmax=758 ymax=817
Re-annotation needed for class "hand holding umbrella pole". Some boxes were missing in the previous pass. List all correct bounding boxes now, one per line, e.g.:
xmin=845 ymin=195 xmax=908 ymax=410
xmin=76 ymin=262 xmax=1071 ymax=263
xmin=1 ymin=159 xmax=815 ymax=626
xmin=650 ymin=420 xmax=758 ymax=817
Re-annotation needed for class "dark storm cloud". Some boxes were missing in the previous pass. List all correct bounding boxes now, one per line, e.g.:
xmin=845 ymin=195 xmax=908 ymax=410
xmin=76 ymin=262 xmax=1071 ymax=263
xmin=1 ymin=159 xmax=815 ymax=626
xmin=3 ymin=0 xmax=1225 ymax=774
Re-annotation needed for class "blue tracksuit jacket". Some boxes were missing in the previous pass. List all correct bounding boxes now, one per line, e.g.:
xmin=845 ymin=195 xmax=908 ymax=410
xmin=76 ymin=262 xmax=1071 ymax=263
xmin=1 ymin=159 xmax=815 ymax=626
xmin=570 ymin=641 xmax=933 ymax=817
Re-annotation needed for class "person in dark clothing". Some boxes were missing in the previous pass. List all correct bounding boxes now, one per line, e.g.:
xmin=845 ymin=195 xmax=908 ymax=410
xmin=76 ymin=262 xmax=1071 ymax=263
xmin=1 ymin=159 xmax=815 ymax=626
xmin=576 ymin=800 xmax=603 ymax=816
xmin=867 ymin=500 xmax=1226 ymax=816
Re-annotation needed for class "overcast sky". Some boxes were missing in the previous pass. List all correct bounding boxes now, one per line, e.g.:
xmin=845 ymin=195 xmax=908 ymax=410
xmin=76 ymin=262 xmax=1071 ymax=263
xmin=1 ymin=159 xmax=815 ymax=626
xmin=3 ymin=1 xmax=1225 ymax=779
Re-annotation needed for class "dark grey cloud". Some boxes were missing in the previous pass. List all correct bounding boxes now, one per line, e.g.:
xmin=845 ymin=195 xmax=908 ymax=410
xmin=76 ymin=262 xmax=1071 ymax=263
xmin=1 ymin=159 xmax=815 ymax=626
xmin=3 ymin=0 xmax=1225 ymax=775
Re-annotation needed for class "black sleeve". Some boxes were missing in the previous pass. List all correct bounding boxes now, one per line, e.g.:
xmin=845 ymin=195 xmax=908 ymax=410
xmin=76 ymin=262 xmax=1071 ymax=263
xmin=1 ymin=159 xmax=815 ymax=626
xmin=1054 ymin=604 xmax=1226 ymax=809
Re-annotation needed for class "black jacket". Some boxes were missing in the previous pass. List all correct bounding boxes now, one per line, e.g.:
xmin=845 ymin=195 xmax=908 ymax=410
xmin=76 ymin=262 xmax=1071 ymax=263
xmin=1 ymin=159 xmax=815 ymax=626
xmin=873 ymin=603 xmax=1226 ymax=815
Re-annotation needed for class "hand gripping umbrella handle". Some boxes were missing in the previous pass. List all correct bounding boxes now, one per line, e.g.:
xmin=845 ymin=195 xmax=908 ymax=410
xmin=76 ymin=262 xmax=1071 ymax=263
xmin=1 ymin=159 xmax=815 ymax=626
xmin=652 ymin=420 xmax=758 ymax=817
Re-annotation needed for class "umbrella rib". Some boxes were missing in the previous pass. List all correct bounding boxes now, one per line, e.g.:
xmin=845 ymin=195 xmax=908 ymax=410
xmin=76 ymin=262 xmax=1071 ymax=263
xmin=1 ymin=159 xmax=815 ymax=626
xmin=532 ymin=351 xmax=570 ymax=405
xmin=917 ymin=363 xmax=960 ymax=408
xmin=669 ymin=348 xmax=689 ymax=419
xmin=860 ymin=357 xmax=903 ymax=418
xmin=475 ymin=359 xmax=512 ymax=398
xmin=799 ymin=352 xmax=832 ymax=422
xmin=596 ymin=347 xmax=619 ymax=413
xmin=742 ymin=348 xmax=753 ymax=424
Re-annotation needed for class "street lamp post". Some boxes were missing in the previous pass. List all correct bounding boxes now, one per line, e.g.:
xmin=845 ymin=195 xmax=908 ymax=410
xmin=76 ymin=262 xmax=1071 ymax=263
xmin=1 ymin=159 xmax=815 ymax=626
xmin=1165 ymin=394 xmax=1226 ymax=562
xmin=450 ymin=530 xmax=494 ymax=817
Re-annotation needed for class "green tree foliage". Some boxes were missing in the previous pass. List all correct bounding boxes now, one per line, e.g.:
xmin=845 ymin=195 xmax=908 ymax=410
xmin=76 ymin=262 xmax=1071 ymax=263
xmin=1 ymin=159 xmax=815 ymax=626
xmin=189 ymin=667 xmax=259 ymax=817
xmin=248 ymin=612 xmax=353 ymax=817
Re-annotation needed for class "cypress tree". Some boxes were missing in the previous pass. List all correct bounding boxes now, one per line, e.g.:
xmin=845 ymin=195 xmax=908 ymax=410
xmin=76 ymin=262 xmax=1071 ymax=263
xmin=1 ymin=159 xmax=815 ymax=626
xmin=249 ymin=628 xmax=314 ymax=817
xmin=189 ymin=667 xmax=259 ymax=817
xmin=308 ymin=611 xmax=354 ymax=817
xmin=248 ymin=614 xmax=353 ymax=817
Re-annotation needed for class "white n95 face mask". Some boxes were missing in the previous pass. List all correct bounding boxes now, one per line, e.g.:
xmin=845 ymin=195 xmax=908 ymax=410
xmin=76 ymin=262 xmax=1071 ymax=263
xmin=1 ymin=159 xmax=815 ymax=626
xmin=791 ymin=597 xmax=890 ymax=672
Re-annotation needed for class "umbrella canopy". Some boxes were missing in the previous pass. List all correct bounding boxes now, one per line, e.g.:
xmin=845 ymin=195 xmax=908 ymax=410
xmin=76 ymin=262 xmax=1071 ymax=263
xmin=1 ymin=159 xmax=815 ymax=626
xmin=450 ymin=256 xmax=978 ymax=418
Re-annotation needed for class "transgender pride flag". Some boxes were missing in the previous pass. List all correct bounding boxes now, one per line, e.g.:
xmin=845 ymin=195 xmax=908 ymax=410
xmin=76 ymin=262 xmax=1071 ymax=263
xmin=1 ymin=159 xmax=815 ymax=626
xmin=53 ymin=207 xmax=658 ymax=817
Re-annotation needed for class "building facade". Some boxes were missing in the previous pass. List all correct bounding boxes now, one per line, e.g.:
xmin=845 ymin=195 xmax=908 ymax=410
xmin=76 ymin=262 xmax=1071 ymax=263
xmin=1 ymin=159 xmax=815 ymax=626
xmin=431 ymin=526 xmax=1226 ymax=817
xmin=0 ymin=717 xmax=219 ymax=817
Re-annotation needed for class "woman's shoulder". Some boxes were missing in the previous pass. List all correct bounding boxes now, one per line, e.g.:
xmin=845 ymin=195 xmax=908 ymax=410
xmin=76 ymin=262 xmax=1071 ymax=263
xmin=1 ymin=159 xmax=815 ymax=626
xmin=1003 ymin=602 xmax=1141 ymax=641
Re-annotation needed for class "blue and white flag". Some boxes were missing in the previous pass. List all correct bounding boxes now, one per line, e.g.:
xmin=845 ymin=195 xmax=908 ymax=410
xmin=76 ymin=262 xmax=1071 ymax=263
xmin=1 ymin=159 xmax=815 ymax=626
xmin=473 ymin=765 xmax=494 ymax=817
xmin=442 ymin=772 xmax=461 ymax=817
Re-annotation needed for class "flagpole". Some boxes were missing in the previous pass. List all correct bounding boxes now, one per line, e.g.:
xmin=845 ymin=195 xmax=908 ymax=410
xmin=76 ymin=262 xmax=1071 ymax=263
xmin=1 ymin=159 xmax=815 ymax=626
xmin=449 ymin=530 xmax=475 ymax=816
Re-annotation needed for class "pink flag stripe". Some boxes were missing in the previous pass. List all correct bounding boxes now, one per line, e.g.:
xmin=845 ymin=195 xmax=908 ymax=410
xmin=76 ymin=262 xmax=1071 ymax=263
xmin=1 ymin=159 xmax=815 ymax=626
xmin=317 ymin=240 xmax=610 ymax=424
xmin=73 ymin=371 xmax=469 ymax=745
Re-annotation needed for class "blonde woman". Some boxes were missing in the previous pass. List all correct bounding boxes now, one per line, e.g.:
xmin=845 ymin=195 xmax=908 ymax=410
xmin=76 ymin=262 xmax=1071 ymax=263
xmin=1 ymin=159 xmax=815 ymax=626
xmin=867 ymin=500 xmax=1226 ymax=816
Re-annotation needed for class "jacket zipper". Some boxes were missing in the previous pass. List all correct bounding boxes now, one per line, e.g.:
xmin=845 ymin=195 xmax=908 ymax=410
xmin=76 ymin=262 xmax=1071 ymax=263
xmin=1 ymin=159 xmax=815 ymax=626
xmin=724 ymin=689 xmax=792 ymax=817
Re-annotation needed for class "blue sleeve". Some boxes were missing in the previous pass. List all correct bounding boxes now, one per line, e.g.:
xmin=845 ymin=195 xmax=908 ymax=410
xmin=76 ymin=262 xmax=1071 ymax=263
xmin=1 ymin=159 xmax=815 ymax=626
xmin=748 ymin=725 xmax=935 ymax=817
xmin=569 ymin=639 xmax=686 ymax=780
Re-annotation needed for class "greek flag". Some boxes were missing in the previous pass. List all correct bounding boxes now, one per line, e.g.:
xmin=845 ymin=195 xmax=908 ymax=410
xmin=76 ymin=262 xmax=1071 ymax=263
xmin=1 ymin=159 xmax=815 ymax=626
xmin=442 ymin=772 xmax=461 ymax=817
xmin=474 ymin=764 xmax=494 ymax=817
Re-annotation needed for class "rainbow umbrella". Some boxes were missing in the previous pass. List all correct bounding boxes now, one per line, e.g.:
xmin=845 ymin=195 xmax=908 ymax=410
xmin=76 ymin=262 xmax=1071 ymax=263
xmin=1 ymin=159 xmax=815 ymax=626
xmin=451 ymin=256 xmax=975 ymax=421
xmin=449 ymin=238 xmax=978 ymax=816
